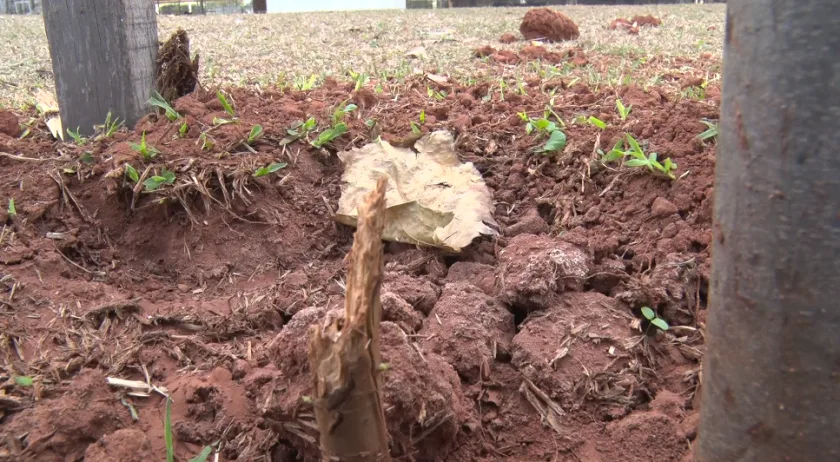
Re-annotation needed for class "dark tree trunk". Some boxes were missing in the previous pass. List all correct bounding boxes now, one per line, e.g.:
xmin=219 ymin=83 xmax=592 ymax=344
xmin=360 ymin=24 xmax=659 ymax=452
xmin=253 ymin=0 xmax=267 ymax=13
xmin=42 ymin=0 xmax=157 ymax=135
xmin=697 ymin=1 xmax=840 ymax=461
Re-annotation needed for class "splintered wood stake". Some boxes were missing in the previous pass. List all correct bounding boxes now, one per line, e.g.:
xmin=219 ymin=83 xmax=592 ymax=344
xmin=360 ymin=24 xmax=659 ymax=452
xmin=308 ymin=176 xmax=391 ymax=462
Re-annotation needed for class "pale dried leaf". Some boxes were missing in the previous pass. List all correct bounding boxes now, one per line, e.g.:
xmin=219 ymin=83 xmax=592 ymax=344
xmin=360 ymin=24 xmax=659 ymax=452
xmin=46 ymin=116 xmax=63 ymax=141
xmin=336 ymin=131 xmax=497 ymax=251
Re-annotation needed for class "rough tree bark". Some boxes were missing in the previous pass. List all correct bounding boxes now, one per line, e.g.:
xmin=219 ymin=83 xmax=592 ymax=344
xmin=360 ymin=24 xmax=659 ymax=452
xmin=697 ymin=1 xmax=840 ymax=461
xmin=308 ymin=177 xmax=391 ymax=462
xmin=42 ymin=1 xmax=157 ymax=135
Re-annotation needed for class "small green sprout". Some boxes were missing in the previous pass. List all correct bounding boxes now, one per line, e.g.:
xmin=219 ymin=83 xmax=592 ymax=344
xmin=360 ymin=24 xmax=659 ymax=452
xmin=130 ymin=131 xmax=159 ymax=160
xmin=178 ymin=120 xmax=189 ymax=137
xmin=14 ymin=375 xmax=33 ymax=387
xmin=641 ymin=306 xmax=669 ymax=332
xmin=623 ymin=134 xmax=677 ymax=180
xmin=332 ymin=103 xmax=357 ymax=125
xmin=697 ymin=119 xmax=718 ymax=142
xmin=280 ymin=117 xmax=317 ymax=146
xmin=588 ymin=116 xmax=607 ymax=130
xmin=419 ymin=109 xmax=426 ymax=124
xmin=198 ymin=132 xmax=215 ymax=150
xmin=80 ymin=152 xmax=94 ymax=165
xmin=616 ymin=98 xmax=632 ymax=121
xmin=66 ymin=127 xmax=86 ymax=145
xmin=247 ymin=124 xmax=263 ymax=144
xmin=7 ymin=198 xmax=16 ymax=217
xmin=311 ymin=123 xmax=348 ymax=148
xmin=189 ymin=446 xmax=213 ymax=462
xmin=165 ymin=398 xmax=175 ymax=462
xmin=516 ymin=77 xmax=527 ymax=96
xmin=426 ymin=86 xmax=446 ymax=100
xmin=149 ymin=91 xmax=180 ymax=121
xmin=293 ymin=74 xmax=319 ymax=91
xmin=253 ymin=162 xmax=288 ymax=177
xmin=100 ymin=111 xmax=123 ymax=138
xmin=217 ymin=90 xmax=235 ymax=117
xmin=540 ymin=130 xmax=567 ymax=153
xmin=410 ymin=121 xmax=422 ymax=134
xmin=350 ymin=70 xmax=369 ymax=92
xmin=125 ymin=164 xmax=140 ymax=183
xmin=142 ymin=169 xmax=176 ymax=192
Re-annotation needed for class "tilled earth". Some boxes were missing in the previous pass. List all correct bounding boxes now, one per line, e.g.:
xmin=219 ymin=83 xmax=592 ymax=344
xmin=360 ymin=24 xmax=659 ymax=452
xmin=0 ymin=69 xmax=716 ymax=461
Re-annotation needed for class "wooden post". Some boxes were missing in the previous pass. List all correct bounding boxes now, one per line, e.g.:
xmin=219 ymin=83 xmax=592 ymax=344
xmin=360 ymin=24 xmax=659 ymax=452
xmin=697 ymin=0 xmax=840 ymax=460
xmin=42 ymin=1 xmax=158 ymax=135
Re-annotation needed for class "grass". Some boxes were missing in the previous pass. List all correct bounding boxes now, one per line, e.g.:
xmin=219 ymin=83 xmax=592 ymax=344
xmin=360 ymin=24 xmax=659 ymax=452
xmin=0 ymin=5 xmax=725 ymax=108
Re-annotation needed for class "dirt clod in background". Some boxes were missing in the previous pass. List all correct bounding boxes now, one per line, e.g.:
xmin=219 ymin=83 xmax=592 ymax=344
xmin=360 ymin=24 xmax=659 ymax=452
xmin=156 ymin=28 xmax=200 ymax=102
xmin=0 ymin=109 xmax=21 ymax=137
xmin=520 ymin=7 xmax=580 ymax=42
xmin=84 ymin=429 xmax=154 ymax=462
xmin=499 ymin=32 xmax=518 ymax=44
xmin=631 ymin=14 xmax=663 ymax=27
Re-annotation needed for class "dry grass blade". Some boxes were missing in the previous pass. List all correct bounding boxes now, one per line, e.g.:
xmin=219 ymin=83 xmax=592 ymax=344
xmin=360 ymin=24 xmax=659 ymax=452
xmin=519 ymin=378 xmax=566 ymax=435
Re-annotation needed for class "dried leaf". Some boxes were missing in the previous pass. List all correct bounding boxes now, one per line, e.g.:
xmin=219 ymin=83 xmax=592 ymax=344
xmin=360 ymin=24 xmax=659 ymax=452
xmin=336 ymin=131 xmax=497 ymax=251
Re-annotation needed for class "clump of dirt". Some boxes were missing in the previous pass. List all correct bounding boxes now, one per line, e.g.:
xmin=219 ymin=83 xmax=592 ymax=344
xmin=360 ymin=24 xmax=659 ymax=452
xmin=472 ymin=45 xmax=495 ymax=58
xmin=631 ymin=14 xmax=663 ymax=27
xmin=601 ymin=412 xmax=687 ymax=461
xmin=156 ymin=28 xmax=200 ymax=102
xmin=519 ymin=45 xmax=564 ymax=64
xmin=609 ymin=18 xmax=639 ymax=35
xmin=0 ymin=109 xmax=20 ymax=137
xmin=84 ymin=429 xmax=154 ymax=462
xmin=419 ymin=282 xmax=514 ymax=383
xmin=499 ymin=32 xmax=518 ymax=44
xmin=498 ymin=233 xmax=592 ymax=312
xmin=473 ymin=45 xmax=588 ymax=67
xmin=520 ymin=7 xmax=580 ymax=42
xmin=610 ymin=15 xmax=662 ymax=34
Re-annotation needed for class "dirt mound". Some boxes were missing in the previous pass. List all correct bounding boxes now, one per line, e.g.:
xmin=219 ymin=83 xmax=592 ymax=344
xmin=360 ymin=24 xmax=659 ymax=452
xmin=520 ymin=7 xmax=580 ymax=42
xmin=609 ymin=18 xmax=639 ymax=35
xmin=0 ymin=109 xmax=20 ymax=137
xmin=602 ymin=412 xmax=686 ymax=461
xmin=0 ymin=75 xmax=716 ymax=461
xmin=519 ymin=45 xmax=564 ymax=64
xmin=499 ymin=32 xmax=518 ymax=44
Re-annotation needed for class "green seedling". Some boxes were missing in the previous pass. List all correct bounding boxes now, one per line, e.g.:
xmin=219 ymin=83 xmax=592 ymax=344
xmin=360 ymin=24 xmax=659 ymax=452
xmin=253 ymin=162 xmax=288 ymax=177
xmin=198 ymin=132 xmax=215 ymax=150
xmin=293 ymin=74 xmax=319 ymax=91
xmin=622 ymin=134 xmax=677 ymax=180
xmin=332 ymin=103 xmax=357 ymax=125
xmin=419 ymin=110 xmax=425 ymax=124
xmin=616 ymin=98 xmax=632 ymax=121
xmin=130 ymin=131 xmax=159 ymax=160
xmin=599 ymin=138 xmax=626 ymax=163
xmin=212 ymin=117 xmax=236 ymax=126
xmin=427 ymin=86 xmax=446 ymax=100
xmin=217 ymin=90 xmax=236 ymax=117
xmin=163 ymin=397 xmax=213 ymax=462
xmin=498 ymin=78 xmax=507 ymax=101
xmin=178 ymin=120 xmax=189 ymax=137
xmin=99 ymin=111 xmax=123 ymax=138
xmin=246 ymin=124 xmax=264 ymax=144
xmin=66 ymin=127 xmax=86 ymax=145
xmin=540 ymin=130 xmax=567 ymax=153
xmin=516 ymin=77 xmax=527 ymax=96
xmin=142 ymin=168 xmax=176 ymax=192
xmin=149 ymin=91 xmax=180 ymax=121
xmin=14 ymin=376 xmax=33 ymax=387
xmin=165 ymin=398 xmax=175 ymax=462
xmin=350 ymin=70 xmax=369 ymax=92
xmin=641 ymin=306 xmax=669 ymax=332
xmin=311 ymin=122 xmax=348 ymax=148
xmin=280 ymin=117 xmax=317 ymax=145
xmin=7 ymin=198 xmax=16 ymax=217
xmin=697 ymin=119 xmax=718 ymax=142
xmin=80 ymin=151 xmax=94 ymax=165
xmin=410 ymin=121 xmax=422 ymax=134
xmin=125 ymin=164 xmax=140 ymax=183
xmin=588 ymin=116 xmax=607 ymax=130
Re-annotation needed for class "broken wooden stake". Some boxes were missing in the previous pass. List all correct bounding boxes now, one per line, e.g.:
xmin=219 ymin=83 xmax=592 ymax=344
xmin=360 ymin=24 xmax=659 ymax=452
xmin=308 ymin=176 xmax=391 ymax=462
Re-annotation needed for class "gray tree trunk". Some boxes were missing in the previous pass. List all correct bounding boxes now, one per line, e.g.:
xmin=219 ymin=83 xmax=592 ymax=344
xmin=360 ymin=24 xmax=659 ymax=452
xmin=697 ymin=1 xmax=840 ymax=461
xmin=42 ymin=1 xmax=157 ymax=135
